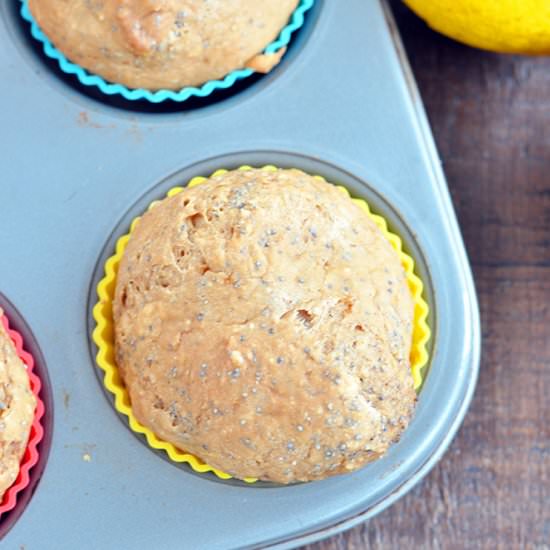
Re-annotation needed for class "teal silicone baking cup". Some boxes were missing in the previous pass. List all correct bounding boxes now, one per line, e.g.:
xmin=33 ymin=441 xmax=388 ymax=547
xmin=19 ymin=0 xmax=314 ymax=104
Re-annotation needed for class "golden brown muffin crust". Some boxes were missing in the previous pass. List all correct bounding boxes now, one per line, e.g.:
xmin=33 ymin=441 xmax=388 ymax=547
xmin=0 ymin=310 xmax=36 ymax=497
xmin=28 ymin=0 xmax=299 ymax=90
xmin=113 ymin=169 xmax=416 ymax=483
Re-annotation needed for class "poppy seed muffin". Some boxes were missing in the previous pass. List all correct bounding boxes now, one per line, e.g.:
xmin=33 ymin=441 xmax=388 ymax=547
xmin=28 ymin=0 xmax=299 ymax=90
xmin=0 ymin=310 xmax=36 ymax=497
xmin=113 ymin=168 xmax=416 ymax=483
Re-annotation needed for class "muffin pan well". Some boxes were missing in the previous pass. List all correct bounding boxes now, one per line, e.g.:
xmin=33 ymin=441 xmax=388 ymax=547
xmin=0 ymin=0 xmax=480 ymax=548
xmin=88 ymin=159 xmax=432 ymax=486
xmin=5 ymin=0 xmax=320 ymax=113
xmin=0 ymin=295 xmax=53 ymax=540
xmin=18 ymin=0 xmax=315 ymax=104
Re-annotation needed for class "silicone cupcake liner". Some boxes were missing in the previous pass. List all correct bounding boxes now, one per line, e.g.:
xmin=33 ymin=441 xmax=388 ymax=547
xmin=19 ymin=0 xmax=315 ymax=104
xmin=92 ymin=165 xmax=431 ymax=483
xmin=0 ymin=311 xmax=45 ymax=519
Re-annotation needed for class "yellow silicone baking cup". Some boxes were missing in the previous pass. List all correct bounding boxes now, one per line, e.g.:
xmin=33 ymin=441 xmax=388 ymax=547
xmin=92 ymin=165 xmax=431 ymax=483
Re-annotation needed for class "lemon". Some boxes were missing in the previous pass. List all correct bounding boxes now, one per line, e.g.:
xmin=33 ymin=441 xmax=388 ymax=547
xmin=403 ymin=0 xmax=550 ymax=54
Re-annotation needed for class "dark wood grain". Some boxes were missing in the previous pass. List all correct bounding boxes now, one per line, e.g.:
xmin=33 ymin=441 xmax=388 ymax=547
xmin=303 ymin=3 xmax=550 ymax=549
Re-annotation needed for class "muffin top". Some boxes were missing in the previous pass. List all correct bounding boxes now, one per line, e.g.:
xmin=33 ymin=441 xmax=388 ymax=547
xmin=113 ymin=168 xmax=416 ymax=483
xmin=0 ymin=310 xmax=36 ymax=497
xmin=28 ymin=0 xmax=299 ymax=90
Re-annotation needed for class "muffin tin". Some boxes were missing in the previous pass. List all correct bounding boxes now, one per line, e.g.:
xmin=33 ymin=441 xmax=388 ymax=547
xmin=0 ymin=0 xmax=481 ymax=548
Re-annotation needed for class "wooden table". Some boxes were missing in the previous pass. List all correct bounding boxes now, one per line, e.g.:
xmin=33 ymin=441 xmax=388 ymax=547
xmin=304 ymin=3 xmax=550 ymax=548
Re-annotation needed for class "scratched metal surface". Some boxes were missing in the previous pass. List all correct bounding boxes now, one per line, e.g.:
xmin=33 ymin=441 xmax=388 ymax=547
xmin=0 ymin=1 xmax=479 ymax=548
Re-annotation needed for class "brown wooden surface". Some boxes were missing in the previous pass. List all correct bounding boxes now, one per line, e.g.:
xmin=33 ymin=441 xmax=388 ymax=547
xmin=303 ymin=3 xmax=550 ymax=549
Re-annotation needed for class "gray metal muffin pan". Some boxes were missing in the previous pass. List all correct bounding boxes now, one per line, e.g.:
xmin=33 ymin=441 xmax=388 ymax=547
xmin=0 ymin=0 xmax=480 ymax=548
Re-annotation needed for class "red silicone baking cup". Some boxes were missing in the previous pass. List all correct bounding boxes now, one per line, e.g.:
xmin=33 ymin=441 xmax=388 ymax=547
xmin=0 ymin=313 xmax=44 ymax=519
